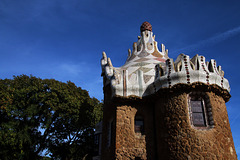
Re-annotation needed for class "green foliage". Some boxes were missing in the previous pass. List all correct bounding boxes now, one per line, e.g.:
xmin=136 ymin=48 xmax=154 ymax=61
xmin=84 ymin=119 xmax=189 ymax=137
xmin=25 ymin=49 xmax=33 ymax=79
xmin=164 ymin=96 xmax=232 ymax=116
xmin=0 ymin=75 xmax=103 ymax=160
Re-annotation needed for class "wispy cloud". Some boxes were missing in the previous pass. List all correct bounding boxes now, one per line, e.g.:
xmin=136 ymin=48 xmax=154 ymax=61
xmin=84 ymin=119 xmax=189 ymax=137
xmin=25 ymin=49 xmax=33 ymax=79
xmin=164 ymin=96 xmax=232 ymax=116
xmin=173 ymin=26 xmax=240 ymax=54
xmin=59 ymin=63 xmax=83 ymax=76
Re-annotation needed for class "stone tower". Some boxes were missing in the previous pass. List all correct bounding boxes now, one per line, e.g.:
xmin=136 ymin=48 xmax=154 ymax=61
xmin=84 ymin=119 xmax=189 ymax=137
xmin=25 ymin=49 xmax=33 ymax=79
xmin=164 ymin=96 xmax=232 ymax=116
xmin=100 ymin=22 xmax=237 ymax=160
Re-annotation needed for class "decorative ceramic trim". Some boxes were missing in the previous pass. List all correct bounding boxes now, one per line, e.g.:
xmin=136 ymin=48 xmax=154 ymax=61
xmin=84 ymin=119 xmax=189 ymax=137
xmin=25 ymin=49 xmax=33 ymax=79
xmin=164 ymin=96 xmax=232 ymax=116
xmin=101 ymin=23 xmax=230 ymax=98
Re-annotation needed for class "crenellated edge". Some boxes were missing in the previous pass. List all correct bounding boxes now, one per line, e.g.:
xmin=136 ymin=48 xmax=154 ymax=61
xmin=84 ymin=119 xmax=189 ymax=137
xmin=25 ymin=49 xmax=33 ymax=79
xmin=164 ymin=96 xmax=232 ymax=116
xmin=101 ymin=53 xmax=230 ymax=98
xmin=152 ymin=54 xmax=230 ymax=94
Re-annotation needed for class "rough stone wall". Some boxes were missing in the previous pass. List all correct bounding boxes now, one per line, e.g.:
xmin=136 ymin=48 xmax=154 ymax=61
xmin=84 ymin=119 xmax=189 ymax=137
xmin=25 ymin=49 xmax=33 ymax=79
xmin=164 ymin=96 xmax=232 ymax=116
xmin=154 ymin=90 xmax=237 ymax=160
xmin=115 ymin=101 xmax=156 ymax=160
xmin=101 ymin=83 xmax=237 ymax=160
xmin=101 ymin=85 xmax=156 ymax=160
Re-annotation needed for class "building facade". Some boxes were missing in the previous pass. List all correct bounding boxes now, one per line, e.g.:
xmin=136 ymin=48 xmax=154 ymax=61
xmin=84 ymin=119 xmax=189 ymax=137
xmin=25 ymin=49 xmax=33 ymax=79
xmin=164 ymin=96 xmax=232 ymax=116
xmin=99 ymin=22 xmax=237 ymax=160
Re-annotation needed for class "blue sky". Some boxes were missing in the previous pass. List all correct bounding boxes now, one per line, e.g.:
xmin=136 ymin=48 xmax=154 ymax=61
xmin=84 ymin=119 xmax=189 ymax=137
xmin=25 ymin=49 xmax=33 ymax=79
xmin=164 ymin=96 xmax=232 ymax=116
xmin=0 ymin=0 xmax=240 ymax=157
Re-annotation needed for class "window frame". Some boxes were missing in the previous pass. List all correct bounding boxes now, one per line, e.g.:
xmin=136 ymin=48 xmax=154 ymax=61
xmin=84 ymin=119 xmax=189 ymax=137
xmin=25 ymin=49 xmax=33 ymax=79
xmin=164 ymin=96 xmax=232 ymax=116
xmin=188 ymin=92 xmax=214 ymax=129
xmin=134 ymin=115 xmax=144 ymax=134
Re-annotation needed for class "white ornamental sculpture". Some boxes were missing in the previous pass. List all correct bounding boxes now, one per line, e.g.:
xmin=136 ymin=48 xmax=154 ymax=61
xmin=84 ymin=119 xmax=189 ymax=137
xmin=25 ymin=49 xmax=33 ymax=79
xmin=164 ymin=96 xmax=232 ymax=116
xmin=101 ymin=22 xmax=230 ymax=98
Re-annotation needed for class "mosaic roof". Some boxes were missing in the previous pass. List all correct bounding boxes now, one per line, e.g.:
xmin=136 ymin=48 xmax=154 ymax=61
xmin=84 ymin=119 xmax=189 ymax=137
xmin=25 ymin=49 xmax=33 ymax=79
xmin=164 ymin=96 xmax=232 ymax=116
xmin=101 ymin=22 xmax=230 ymax=98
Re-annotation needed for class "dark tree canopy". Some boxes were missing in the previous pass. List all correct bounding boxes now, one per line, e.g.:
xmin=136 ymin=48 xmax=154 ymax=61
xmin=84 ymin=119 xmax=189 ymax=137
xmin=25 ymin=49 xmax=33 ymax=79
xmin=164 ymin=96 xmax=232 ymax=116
xmin=0 ymin=75 xmax=103 ymax=160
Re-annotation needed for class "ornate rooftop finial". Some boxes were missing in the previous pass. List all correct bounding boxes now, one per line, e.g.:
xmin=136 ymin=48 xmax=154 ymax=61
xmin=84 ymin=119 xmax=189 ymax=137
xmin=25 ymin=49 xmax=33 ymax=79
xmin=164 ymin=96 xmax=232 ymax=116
xmin=140 ymin=21 xmax=152 ymax=32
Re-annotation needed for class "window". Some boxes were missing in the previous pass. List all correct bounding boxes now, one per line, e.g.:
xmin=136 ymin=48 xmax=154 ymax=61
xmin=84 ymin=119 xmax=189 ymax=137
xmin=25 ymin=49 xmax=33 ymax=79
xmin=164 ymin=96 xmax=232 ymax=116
xmin=188 ymin=92 xmax=214 ymax=128
xmin=94 ymin=134 xmax=100 ymax=155
xmin=107 ymin=120 xmax=114 ymax=147
xmin=135 ymin=115 xmax=144 ymax=134
xmin=94 ymin=134 xmax=100 ymax=146
xmin=190 ymin=99 xmax=206 ymax=127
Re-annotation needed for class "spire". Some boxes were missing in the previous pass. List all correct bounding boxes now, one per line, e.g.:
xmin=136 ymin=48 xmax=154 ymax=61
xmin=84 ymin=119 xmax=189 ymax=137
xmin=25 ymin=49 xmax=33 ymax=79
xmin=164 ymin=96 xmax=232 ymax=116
xmin=140 ymin=21 xmax=152 ymax=32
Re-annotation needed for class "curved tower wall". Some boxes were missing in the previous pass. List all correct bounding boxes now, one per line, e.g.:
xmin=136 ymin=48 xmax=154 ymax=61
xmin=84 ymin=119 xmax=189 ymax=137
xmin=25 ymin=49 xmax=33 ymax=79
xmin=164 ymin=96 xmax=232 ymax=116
xmin=154 ymin=84 xmax=237 ymax=159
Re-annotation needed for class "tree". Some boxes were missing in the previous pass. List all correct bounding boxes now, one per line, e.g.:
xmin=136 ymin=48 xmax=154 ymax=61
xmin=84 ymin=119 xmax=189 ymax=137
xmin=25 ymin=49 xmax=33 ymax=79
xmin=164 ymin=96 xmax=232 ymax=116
xmin=0 ymin=75 xmax=103 ymax=160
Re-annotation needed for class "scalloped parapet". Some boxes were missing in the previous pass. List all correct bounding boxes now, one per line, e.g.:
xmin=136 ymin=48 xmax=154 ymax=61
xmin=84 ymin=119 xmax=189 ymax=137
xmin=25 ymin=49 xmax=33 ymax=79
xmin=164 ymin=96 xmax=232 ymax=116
xmin=101 ymin=22 xmax=230 ymax=98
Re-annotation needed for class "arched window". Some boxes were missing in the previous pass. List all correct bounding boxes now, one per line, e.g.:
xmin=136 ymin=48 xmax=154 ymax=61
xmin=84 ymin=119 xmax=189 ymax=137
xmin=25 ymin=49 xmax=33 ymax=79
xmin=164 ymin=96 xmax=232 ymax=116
xmin=135 ymin=115 xmax=144 ymax=134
